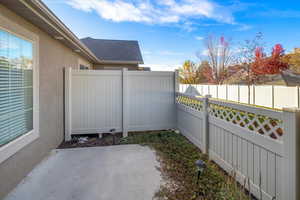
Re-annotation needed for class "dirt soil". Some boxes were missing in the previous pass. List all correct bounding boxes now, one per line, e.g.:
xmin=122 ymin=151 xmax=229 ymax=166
xmin=58 ymin=131 xmax=166 ymax=149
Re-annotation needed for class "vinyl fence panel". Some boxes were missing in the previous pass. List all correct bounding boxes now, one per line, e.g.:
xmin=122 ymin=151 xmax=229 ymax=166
xmin=65 ymin=68 xmax=176 ymax=140
xmin=203 ymin=85 xmax=209 ymax=96
xmin=180 ymin=84 xmax=300 ymax=109
xmin=254 ymin=85 xmax=273 ymax=107
xmin=227 ymin=85 xmax=239 ymax=102
xmin=176 ymin=93 xmax=206 ymax=150
xmin=208 ymin=99 xmax=284 ymax=200
xmin=274 ymin=86 xmax=298 ymax=109
xmin=209 ymin=85 xmax=218 ymax=98
xmin=218 ymin=85 xmax=227 ymax=99
xmin=176 ymin=91 xmax=300 ymax=200
xmin=69 ymin=70 xmax=123 ymax=135
xmin=239 ymin=85 xmax=250 ymax=104
xmin=127 ymin=71 xmax=175 ymax=131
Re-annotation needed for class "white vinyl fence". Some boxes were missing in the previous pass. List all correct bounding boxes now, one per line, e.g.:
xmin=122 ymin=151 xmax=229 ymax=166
xmin=176 ymin=91 xmax=300 ymax=200
xmin=65 ymin=68 xmax=176 ymax=140
xmin=180 ymin=84 xmax=300 ymax=109
xmin=64 ymin=68 xmax=299 ymax=200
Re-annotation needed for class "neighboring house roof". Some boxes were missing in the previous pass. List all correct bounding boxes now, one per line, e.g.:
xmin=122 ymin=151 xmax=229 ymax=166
xmin=81 ymin=37 xmax=144 ymax=64
xmin=1 ymin=0 xmax=100 ymax=63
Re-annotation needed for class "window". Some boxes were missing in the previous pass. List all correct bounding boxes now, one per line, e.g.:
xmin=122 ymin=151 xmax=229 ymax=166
xmin=0 ymin=15 xmax=39 ymax=164
xmin=80 ymin=64 xmax=89 ymax=70
xmin=78 ymin=58 xmax=90 ymax=70
xmin=0 ymin=29 xmax=34 ymax=147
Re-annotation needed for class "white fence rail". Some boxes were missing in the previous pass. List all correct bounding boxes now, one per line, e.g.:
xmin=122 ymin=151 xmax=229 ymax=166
xmin=65 ymin=68 xmax=176 ymax=140
xmin=180 ymin=84 xmax=300 ymax=109
xmin=176 ymin=91 xmax=300 ymax=200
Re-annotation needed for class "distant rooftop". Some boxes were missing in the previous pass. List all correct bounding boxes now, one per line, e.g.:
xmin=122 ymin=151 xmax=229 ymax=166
xmin=81 ymin=37 xmax=144 ymax=64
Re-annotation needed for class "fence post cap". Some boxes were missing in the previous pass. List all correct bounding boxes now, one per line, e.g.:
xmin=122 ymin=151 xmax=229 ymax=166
xmin=282 ymin=107 xmax=300 ymax=113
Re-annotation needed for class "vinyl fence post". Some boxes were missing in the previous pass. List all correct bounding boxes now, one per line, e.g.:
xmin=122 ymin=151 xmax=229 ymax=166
xmin=202 ymin=94 xmax=211 ymax=154
xmin=226 ymin=85 xmax=228 ymax=100
xmin=174 ymin=70 xmax=179 ymax=130
xmin=253 ymin=85 xmax=256 ymax=105
xmin=282 ymin=107 xmax=300 ymax=200
xmin=272 ymin=85 xmax=275 ymax=108
xmin=238 ymin=85 xmax=240 ymax=103
xmin=175 ymin=69 xmax=179 ymax=93
xmin=122 ymin=68 xmax=128 ymax=137
xmin=248 ymin=85 xmax=251 ymax=104
xmin=65 ymin=67 xmax=72 ymax=141
xmin=297 ymin=86 xmax=300 ymax=108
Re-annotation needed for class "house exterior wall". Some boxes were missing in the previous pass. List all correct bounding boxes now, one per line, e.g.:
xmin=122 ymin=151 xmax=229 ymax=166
xmin=0 ymin=5 xmax=92 ymax=198
xmin=78 ymin=57 xmax=92 ymax=69
xmin=93 ymin=63 xmax=139 ymax=70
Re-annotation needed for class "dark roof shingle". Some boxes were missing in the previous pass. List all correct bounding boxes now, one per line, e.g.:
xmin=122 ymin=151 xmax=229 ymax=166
xmin=81 ymin=37 xmax=144 ymax=64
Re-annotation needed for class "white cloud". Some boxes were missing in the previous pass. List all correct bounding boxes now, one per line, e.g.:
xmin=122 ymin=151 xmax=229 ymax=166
xmin=68 ymin=0 xmax=154 ymax=23
xmin=236 ymin=24 xmax=253 ymax=31
xmin=181 ymin=21 xmax=196 ymax=32
xmin=195 ymin=36 xmax=204 ymax=40
xmin=159 ymin=0 xmax=176 ymax=6
xmin=160 ymin=15 xmax=180 ymax=23
xmin=66 ymin=0 xmax=235 ymax=25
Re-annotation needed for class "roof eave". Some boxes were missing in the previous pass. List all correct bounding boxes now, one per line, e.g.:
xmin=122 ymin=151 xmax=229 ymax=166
xmin=3 ymin=0 xmax=101 ymax=64
xmin=96 ymin=60 xmax=144 ymax=65
xmin=30 ymin=0 xmax=101 ymax=63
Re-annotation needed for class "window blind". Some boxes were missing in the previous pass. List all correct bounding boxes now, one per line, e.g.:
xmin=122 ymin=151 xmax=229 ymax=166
xmin=0 ymin=29 xmax=33 ymax=146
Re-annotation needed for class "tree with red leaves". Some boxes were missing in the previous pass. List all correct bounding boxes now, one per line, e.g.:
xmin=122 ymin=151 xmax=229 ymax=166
xmin=252 ymin=44 xmax=288 ymax=75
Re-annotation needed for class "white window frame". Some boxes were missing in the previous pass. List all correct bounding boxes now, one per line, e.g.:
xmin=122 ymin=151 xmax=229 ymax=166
xmin=78 ymin=58 xmax=91 ymax=70
xmin=0 ymin=12 xmax=40 ymax=164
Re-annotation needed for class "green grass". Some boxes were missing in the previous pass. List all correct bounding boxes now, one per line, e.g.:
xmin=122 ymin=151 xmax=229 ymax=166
xmin=120 ymin=131 xmax=250 ymax=200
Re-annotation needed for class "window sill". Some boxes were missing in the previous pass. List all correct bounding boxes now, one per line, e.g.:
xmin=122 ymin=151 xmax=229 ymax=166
xmin=0 ymin=130 xmax=39 ymax=164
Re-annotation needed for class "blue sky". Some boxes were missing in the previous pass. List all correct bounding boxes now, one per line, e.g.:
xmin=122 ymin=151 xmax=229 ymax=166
xmin=43 ymin=0 xmax=300 ymax=71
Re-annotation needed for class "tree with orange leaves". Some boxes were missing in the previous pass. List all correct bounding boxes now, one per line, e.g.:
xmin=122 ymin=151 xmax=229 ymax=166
xmin=251 ymin=44 xmax=288 ymax=75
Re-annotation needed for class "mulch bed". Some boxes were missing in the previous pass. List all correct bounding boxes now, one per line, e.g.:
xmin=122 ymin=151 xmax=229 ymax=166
xmin=58 ymin=133 xmax=123 ymax=149
xmin=58 ymin=130 xmax=166 ymax=149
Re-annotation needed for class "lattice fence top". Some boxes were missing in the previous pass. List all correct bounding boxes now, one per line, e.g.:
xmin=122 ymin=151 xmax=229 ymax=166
xmin=208 ymin=103 xmax=283 ymax=140
xmin=176 ymin=92 xmax=284 ymax=140
xmin=176 ymin=93 xmax=204 ymax=112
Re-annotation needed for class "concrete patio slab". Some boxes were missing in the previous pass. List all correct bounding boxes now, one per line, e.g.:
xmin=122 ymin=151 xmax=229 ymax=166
xmin=4 ymin=145 xmax=162 ymax=200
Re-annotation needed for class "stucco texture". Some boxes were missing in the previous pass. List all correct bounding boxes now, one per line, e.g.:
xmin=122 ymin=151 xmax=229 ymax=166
xmin=0 ymin=5 xmax=92 ymax=198
xmin=94 ymin=63 xmax=139 ymax=70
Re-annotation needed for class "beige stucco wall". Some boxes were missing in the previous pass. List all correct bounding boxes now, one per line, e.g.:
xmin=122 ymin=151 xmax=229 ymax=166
xmin=78 ymin=57 xmax=92 ymax=69
xmin=0 ymin=5 xmax=92 ymax=198
xmin=93 ymin=63 xmax=139 ymax=70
